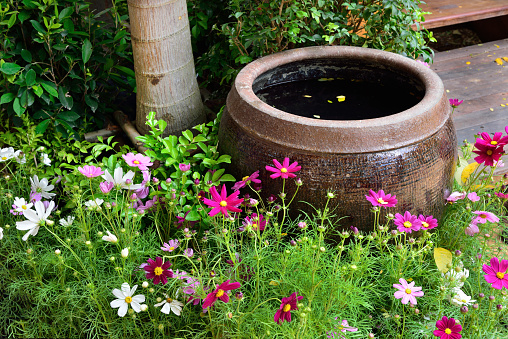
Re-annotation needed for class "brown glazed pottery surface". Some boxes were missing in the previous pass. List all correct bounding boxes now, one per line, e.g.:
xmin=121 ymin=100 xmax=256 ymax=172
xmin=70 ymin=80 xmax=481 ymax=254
xmin=218 ymin=46 xmax=457 ymax=232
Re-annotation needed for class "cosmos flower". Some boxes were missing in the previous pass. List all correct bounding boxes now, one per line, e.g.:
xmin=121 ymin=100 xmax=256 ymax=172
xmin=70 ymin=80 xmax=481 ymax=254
xmin=78 ymin=165 xmax=104 ymax=178
xmin=154 ymin=294 xmax=184 ymax=315
xmin=274 ymin=292 xmax=303 ymax=324
xmin=433 ymin=316 xmax=462 ymax=339
xmin=202 ymin=280 xmax=241 ymax=310
xmin=203 ymin=185 xmax=243 ymax=217
xmin=110 ymin=283 xmax=145 ymax=317
xmin=122 ymin=152 xmax=153 ymax=171
xmin=393 ymin=278 xmax=424 ymax=305
xmin=483 ymin=257 xmax=508 ymax=290
xmin=101 ymin=167 xmax=142 ymax=190
xmin=394 ymin=211 xmax=422 ymax=233
xmin=15 ymin=201 xmax=55 ymax=241
xmin=265 ymin=158 xmax=301 ymax=179
xmin=144 ymin=257 xmax=173 ymax=285
xmin=365 ymin=189 xmax=398 ymax=208
xmin=30 ymin=175 xmax=56 ymax=199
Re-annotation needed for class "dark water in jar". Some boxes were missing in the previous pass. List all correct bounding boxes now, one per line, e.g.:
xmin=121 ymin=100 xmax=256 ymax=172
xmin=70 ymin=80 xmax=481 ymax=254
xmin=256 ymin=77 xmax=422 ymax=120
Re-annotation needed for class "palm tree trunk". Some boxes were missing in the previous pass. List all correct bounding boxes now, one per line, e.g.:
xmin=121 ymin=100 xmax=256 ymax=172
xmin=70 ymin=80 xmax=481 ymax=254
xmin=127 ymin=0 xmax=206 ymax=136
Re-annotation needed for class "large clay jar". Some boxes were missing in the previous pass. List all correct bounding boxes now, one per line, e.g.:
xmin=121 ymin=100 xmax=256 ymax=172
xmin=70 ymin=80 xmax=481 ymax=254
xmin=218 ymin=46 xmax=457 ymax=232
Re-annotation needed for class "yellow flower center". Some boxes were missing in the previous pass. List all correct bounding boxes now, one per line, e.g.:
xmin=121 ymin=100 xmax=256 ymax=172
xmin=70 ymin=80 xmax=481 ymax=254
xmin=377 ymin=198 xmax=388 ymax=205
xmin=487 ymin=150 xmax=493 ymax=156
xmin=134 ymin=160 xmax=140 ymax=164
xmin=166 ymin=297 xmax=173 ymax=303
xmin=125 ymin=296 xmax=132 ymax=304
xmin=242 ymin=176 xmax=249 ymax=181
xmin=216 ymin=289 xmax=224 ymax=297
xmin=491 ymin=141 xmax=498 ymax=145
xmin=461 ymin=299 xmax=467 ymax=303
xmin=421 ymin=221 xmax=429 ymax=228
xmin=337 ymin=325 xmax=344 ymax=330
xmin=154 ymin=267 xmax=163 ymax=276
xmin=219 ymin=201 xmax=227 ymax=207
xmin=480 ymin=214 xmax=487 ymax=219
xmin=253 ymin=223 xmax=258 ymax=230
xmin=283 ymin=304 xmax=291 ymax=312
xmin=169 ymin=247 xmax=175 ymax=251
xmin=405 ymin=288 xmax=412 ymax=294
xmin=497 ymin=272 xmax=505 ymax=279
xmin=1 ymin=157 xmax=6 ymax=160
xmin=445 ymin=329 xmax=452 ymax=335
xmin=22 ymin=205 xmax=27 ymax=210
xmin=280 ymin=168 xmax=287 ymax=173
xmin=403 ymin=221 xmax=412 ymax=228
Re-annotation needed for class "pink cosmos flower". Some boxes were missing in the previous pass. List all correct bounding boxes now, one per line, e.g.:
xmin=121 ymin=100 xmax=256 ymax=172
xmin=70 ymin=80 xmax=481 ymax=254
xmin=327 ymin=318 xmax=358 ymax=338
xmin=393 ymin=278 xmax=424 ymax=305
xmin=161 ymin=239 xmax=180 ymax=252
xmin=78 ymin=165 xmax=104 ymax=178
xmin=274 ymin=292 xmax=303 ymax=324
xmin=394 ymin=211 xmax=422 ymax=233
xmin=433 ymin=316 xmax=462 ymax=339
xmin=179 ymin=163 xmax=191 ymax=172
xmin=464 ymin=223 xmax=479 ymax=236
xmin=365 ymin=189 xmax=398 ymax=208
xmin=143 ymin=257 xmax=173 ymax=285
xmin=122 ymin=152 xmax=153 ymax=171
xmin=232 ymin=170 xmax=261 ymax=191
xmin=467 ymin=192 xmax=480 ymax=202
xmin=475 ymin=132 xmax=508 ymax=149
xmin=242 ymin=213 xmax=267 ymax=232
xmin=202 ymin=279 xmax=241 ymax=310
xmin=184 ymin=248 xmax=194 ymax=258
xmin=495 ymin=192 xmax=508 ymax=199
xmin=203 ymin=185 xmax=243 ymax=217
xmin=418 ymin=215 xmax=438 ymax=230
xmin=99 ymin=181 xmax=114 ymax=194
xmin=266 ymin=158 xmax=301 ymax=179
xmin=446 ymin=191 xmax=466 ymax=203
xmin=472 ymin=211 xmax=499 ymax=224
xmin=449 ymin=99 xmax=463 ymax=108
xmin=416 ymin=60 xmax=430 ymax=68
xmin=482 ymin=257 xmax=508 ymax=290
xmin=473 ymin=143 xmax=504 ymax=166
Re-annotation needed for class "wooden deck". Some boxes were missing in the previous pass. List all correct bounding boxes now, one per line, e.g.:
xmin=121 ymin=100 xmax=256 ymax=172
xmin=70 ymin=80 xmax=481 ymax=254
xmin=432 ymin=38 xmax=508 ymax=173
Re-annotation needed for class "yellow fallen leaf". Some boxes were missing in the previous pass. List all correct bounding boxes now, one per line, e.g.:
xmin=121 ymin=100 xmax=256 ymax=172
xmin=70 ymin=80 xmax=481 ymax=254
xmin=327 ymin=100 xmax=332 ymax=103
xmin=501 ymin=104 xmax=506 ymax=107
xmin=461 ymin=162 xmax=479 ymax=184
xmin=495 ymin=44 xmax=500 ymax=48
xmin=434 ymin=247 xmax=452 ymax=274
xmin=303 ymin=95 xmax=312 ymax=98
xmin=495 ymin=58 xmax=504 ymax=65
xmin=490 ymin=108 xmax=494 ymax=111
xmin=466 ymin=61 xmax=471 ymax=65
xmin=313 ymin=115 xmax=321 ymax=119
xmin=471 ymin=184 xmax=495 ymax=190
xmin=337 ymin=95 xmax=346 ymax=102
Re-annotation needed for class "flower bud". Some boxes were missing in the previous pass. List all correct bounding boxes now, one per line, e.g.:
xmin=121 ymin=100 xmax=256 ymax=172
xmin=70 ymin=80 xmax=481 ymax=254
xmin=142 ymin=281 xmax=149 ymax=288
xmin=290 ymin=240 xmax=297 ymax=247
xmin=497 ymin=304 xmax=503 ymax=311
xmin=235 ymin=292 xmax=244 ymax=300
xmin=319 ymin=246 xmax=326 ymax=252
xmin=125 ymin=179 xmax=132 ymax=185
xmin=298 ymin=221 xmax=307 ymax=229
xmin=121 ymin=248 xmax=129 ymax=258
xmin=460 ymin=306 xmax=468 ymax=314
xmin=140 ymin=304 xmax=148 ymax=312
xmin=295 ymin=178 xmax=302 ymax=186
xmin=327 ymin=192 xmax=335 ymax=199
xmin=455 ymin=250 xmax=462 ymax=256
xmin=368 ymin=334 xmax=375 ymax=339
xmin=55 ymin=249 xmax=61 ymax=255
xmin=473 ymin=303 xmax=479 ymax=309
xmin=46 ymin=219 xmax=54 ymax=226
xmin=489 ymin=295 xmax=495 ymax=301
xmin=479 ymin=293 xmax=485 ymax=299
xmin=394 ymin=314 xmax=400 ymax=319
xmin=228 ymin=312 xmax=233 ymax=319
xmin=110 ymin=256 xmax=115 ymax=261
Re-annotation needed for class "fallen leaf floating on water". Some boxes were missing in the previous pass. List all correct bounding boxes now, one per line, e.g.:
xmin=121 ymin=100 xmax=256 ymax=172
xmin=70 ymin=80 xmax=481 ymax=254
xmin=337 ymin=95 xmax=346 ymax=102
xmin=303 ymin=95 xmax=312 ymax=98
xmin=327 ymin=100 xmax=333 ymax=103
xmin=313 ymin=115 xmax=321 ymax=119
xmin=495 ymin=58 xmax=503 ymax=65
xmin=318 ymin=78 xmax=334 ymax=82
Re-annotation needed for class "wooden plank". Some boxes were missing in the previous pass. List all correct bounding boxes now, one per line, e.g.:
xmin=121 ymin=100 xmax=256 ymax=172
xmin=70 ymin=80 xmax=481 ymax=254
xmin=441 ymin=72 xmax=508 ymax=100
xmin=432 ymin=39 xmax=508 ymax=63
xmin=453 ymin=107 xmax=508 ymax=131
xmin=449 ymin=92 xmax=508 ymax=115
xmin=417 ymin=0 xmax=508 ymax=29
xmin=432 ymin=47 xmax=508 ymax=74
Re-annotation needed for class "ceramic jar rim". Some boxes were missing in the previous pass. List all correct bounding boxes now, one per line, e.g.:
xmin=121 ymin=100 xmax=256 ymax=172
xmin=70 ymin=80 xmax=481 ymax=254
xmin=229 ymin=46 xmax=451 ymax=154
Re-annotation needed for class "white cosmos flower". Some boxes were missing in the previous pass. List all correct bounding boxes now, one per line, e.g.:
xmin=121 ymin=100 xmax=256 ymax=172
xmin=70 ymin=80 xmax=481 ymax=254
xmin=442 ymin=266 xmax=469 ymax=291
xmin=0 ymin=227 xmax=3 ymax=240
xmin=154 ymin=294 xmax=184 ymax=315
xmin=30 ymin=175 xmax=56 ymax=199
xmin=101 ymin=167 xmax=142 ymax=190
xmin=59 ymin=216 xmax=75 ymax=227
xmin=102 ymin=230 xmax=118 ymax=243
xmin=0 ymin=147 xmax=15 ymax=162
xmin=110 ymin=283 xmax=145 ymax=317
xmin=14 ymin=150 xmax=26 ymax=164
xmin=450 ymin=289 xmax=476 ymax=307
xmin=121 ymin=248 xmax=129 ymax=258
xmin=16 ymin=201 xmax=55 ymax=241
xmin=40 ymin=153 xmax=51 ymax=166
xmin=84 ymin=198 xmax=104 ymax=210
xmin=13 ymin=197 xmax=33 ymax=213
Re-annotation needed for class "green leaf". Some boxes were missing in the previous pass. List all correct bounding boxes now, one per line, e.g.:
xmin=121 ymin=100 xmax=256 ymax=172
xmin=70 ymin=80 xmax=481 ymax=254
xmin=7 ymin=13 xmax=17 ymax=28
xmin=40 ymin=81 xmax=58 ymax=97
xmin=219 ymin=174 xmax=236 ymax=182
xmin=212 ymin=168 xmax=225 ymax=182
xmin=30 ymin=19 xmax=46 ymax=34
xmin=216 ymin=154 xmax=231 ymax=164
xmin=25 ymin=69 xmax=36 ymax=86
xmin=35 ymin=119 xmax=51 ymax=134
xmin=57 ymin=111 xmax=80 ymax=122
xmin=32 ymin=85 xmax=43 ymax=97
xmin=21 ymin=49 xmax=32 ymax=62
xmin=182 ymin=130 xmax=193 ymax=141
xmin=186 ymin=210 xmax=201 ymax=221
xmin=82 ymin=39 xmax=92 ymax=63
xmin=58 ymin=86 xmax=73 ymax=110
xmin=18 ymin=11 xmax=30 ymax=23
xmin=58 ymin=6 xmax=73 ymax=20
xmin=0 ymin=62 xmax=21 ymax=75
xmin=84 ymin=95 xmax=98 ymax=112
xmin=113 ymin=65 xmax=135 ymax=77
xmin=0 ymin=93 xmax=15 ymax=105
xmin=13 ymin=98 xmax=25 ymax=116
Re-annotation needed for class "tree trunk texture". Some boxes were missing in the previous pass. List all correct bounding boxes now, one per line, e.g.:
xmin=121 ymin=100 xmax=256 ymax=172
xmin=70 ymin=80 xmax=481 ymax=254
xmin=127 ymin=0 xmax=206 ymax=136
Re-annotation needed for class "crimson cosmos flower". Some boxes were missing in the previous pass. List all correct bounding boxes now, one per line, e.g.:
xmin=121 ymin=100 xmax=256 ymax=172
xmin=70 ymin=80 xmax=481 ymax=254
xmin=449 ymin=99 xmax=463 ymax=108
xmin=475 ymin=132 xmax=508 ymax=149
xmin=266 ymin=158 xmax=301 ymax=179
xmin=274 ymin=292 xmax=303 ymax=324
xmin=433 ymin=316 xmax=462 ymax=339
xmin=143 ymin=257 xmax=173 ymax=285
xmin=472 ymin=142 xmax=504 ymax=166
xmin=202 ymin=279 xmax=241 ymax=310
xmin=203 ymin=185 xmax=243 ymax=217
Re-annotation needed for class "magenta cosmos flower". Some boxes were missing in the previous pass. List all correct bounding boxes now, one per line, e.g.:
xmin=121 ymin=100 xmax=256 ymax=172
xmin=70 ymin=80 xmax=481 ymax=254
xmin=203 ymin=185 xmax=243 ymax=217
xmin=418 ymin=215 xmax=438 ymax=230
xmin=449 ymin=99 xmax=463 ymax=108
xmin=122 ymin=152 xmax=153 ymax=171
xmin=365 ymin=189 xmax=397 ymax=208
xmin=472 ymin=211 xmax=499 ymax=224
xmin=232 ymin=170 xmax=261 ymax=191
xmin=179 ymin=163 xmax=191 ymax=172
xmin=433 ymin=316 xmax=462 ymax=339
xmin=393 ymin=278 xmax=424 ymax=305
xmin=266 ymin=158 xmax=301 ymax=179
xmin=78 ymin=165 xmax=104 ymax=178
xmin=242 ymin=213 xmax=267 ymax=232
xmin=482 ymin=257 xmax=508 ymax=290
xmin=495 ymin=192 xmax=508 ymax=200
xmin=394 ymin=211 xmax=421 ymax=233
xmin=475 ymin=132 xmax=508 ymax=149
xmin=274 ymin=292 xmax=303 ymax=324
xmin=202 ymin=279 xmax=241 ymax=310
xmin=143 ymin=257 xmax=173 ymax=285
xmin=473 ymin=142 xmax=504 ymax=166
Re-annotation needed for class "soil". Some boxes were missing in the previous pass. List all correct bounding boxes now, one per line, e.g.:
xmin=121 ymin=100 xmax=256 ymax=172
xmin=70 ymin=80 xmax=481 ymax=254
xmin=428 ymin=27 xmax=483 ymax=52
